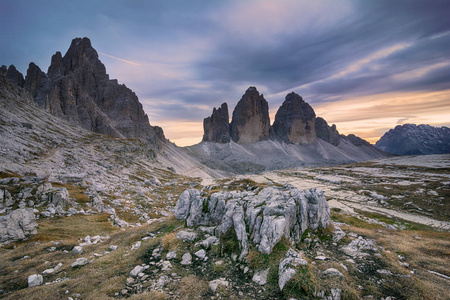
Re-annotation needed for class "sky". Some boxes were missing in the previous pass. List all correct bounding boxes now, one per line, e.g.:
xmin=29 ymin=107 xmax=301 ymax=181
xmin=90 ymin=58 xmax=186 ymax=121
xmin=1 ymin=0 xmax=449 ymax=146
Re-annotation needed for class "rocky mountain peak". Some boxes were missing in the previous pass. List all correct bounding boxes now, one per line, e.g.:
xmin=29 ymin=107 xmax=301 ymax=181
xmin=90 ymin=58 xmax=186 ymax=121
xmin=61 ymin=37 xmax=104 ymax=74
xmin=47 ymin=51 xmax=64 ymax=79
xmin=5 ymin=37 xmax=165 ymax=146
xmin=272 ymin=91 xmax=316 ymax=144
xmin=5 ymin=65 xmax=25 ymax=88
xmin=375 ymin=124 xmax=450 ymax=155
xmin=203 ymin=102 xmax=231 ymax=143
xmin=230 ymin=86 xmax=270 ymax=143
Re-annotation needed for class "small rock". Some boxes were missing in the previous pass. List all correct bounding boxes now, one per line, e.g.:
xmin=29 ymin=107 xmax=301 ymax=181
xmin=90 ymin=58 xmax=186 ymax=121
xmin=109 ymin=245 xmax=118 ymax=251
xmin=323 ymin=268 xmax=344 ymax=277
xmin=28 ymin=274 xmax=43 ymax=287
xmin=176 ymin=230 xmax=198 ymax=243
xmin=131 ymin=241 xmax=141 ymax=251
xmin=166 ymin=251 xmax=177 ymax=260
xmin=209 ymin=278 xmax=229 ymax=292
xmin=195 ymin=249 xmax=207 ymax=260
xmin=72 ymin=246 xmax=83 ymax=255
xmin=71 ymin=258 xmax=89 ymax=268
xmin=180 ymin=253 xmax=192 ymax=265
xmin=315 ymin=255 xmax=327 ymax=261
xmin=161 ymin=261 xmax=173 ymax=271
xmin=252 ymin=268 xmax=270 ymax=285
xmin=130 ymin=265 xmax=145 ymax=278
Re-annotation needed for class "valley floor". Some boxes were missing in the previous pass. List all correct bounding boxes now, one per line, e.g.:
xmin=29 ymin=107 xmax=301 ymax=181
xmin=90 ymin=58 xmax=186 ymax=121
xmin=1 ymin=154 xmax=449 ymax=299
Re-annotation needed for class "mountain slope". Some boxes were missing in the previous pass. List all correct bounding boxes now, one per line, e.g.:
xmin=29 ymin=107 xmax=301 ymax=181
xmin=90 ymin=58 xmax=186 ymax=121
xmin=375 ymin=124 xmax=450 ymax=155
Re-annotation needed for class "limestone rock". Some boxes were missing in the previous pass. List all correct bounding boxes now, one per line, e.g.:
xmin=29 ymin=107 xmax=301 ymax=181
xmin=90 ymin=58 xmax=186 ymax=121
xmin=174 ymin=186 xmax=330 ymax=259
xmin=180 ymin=252 xmax=192 ymax=265
xmin=341 ymin=236 xmax=378 ymax=257
xmin=252 ymin=268 xmax=270 ymax=285
xmin=194 ymin=249 xmax=207 ymax=260
xmin=28 ymin=274 xmax=43 ymax=287
xmin=279 ymin=248 xmax=308 ymax=290
xmin=315 ymin=117 xmax=340 ymax=146
xmin=176 ymin=230 xmax=198 ymax=243
xmin=130 ymin=265 xmax=145 ymax=277
xmin=203 ymin=102 xmax=231 ymax=143
xmin=230 ymin=87 xmax=270 ymax=143
xmin=71 ymin=258 xmax=89 ymax=268
xmin=323 ymin=268 xmax=344 ymax=277
xmin=209 ymin=278 xmax=229 ymax=292
xmin=272 ymin=92 xmax=316 ymax=144
xmin=0 ymin=208 xmax=37 ymax=244
xmin=72 ymin=246 xmax=83 ymax=254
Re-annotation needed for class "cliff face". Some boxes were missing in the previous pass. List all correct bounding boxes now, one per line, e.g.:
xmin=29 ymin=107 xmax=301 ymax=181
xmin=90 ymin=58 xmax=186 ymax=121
xmin=315 ymin=117 xmax=340 ymax=146
xmin=5 ymin=37 xmax=165 ymax=146
xmin=200 ymin=87 xmax=376 ymax=149
xmin=272 ymin=92 xmax=316 ymax=144
xmin=202 ymin=102 xmax=231 ymax=143
xmin=230 ymin=87 xmax=271 ymax=143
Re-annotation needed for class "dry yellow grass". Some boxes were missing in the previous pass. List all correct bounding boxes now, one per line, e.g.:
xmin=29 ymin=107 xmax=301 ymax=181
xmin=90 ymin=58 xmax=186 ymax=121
xmin=161 ymin=231 xmax=181 ymax=252
xmin=177 ymin=275 xmax=209 ymax=300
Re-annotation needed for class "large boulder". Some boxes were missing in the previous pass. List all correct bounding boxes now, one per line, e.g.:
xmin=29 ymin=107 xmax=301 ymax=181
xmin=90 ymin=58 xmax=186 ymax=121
xmin=272 ymin=92 xmax=316 ymax=144
xmin=230 ymin=87 xmax=271 ymax=143
xmin=174 ymin=186 xmax=330 ymax=259
xmin=203 ymin=102 xmax=231 ymax=143
xmin=0 ymin=208 xmax=37 ymax=244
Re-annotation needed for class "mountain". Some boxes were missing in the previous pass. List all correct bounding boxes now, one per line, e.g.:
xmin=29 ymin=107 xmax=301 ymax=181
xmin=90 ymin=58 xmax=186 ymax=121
xmin=2 ymin=37 xmax=164 ymax=147
xmin=229 ymin=87 xmax=271 ymax=143
xmin=186 ymin=87 xmax=387 ymax=173
xmin=375 ymin=124 xmax=450 ymax=155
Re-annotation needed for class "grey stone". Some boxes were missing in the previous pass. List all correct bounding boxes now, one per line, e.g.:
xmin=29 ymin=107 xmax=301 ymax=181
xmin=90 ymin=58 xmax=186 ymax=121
xmin=130 ymin=265 xmax=145 ymax=278
xmin=161 ymin=261 xmax=172 ymax=271
xmin=28 ymin=274 xmax=43 ymax=287
xmin=176 ymin=230 xmax=198 ymax=243
xmin=71 ymin=258 xmax=89 ymax=268
xmin=174 ymin=186 xmax=330 ymax=258
xmin=209 ymin=278 xmax=229 ymax=292
xmin=166 ymin=251 xmax=177 ymax=260
xmin=180 ymin=253 xmax=192 ymax=265
xmin=72 ymin=246 xmax=83 ymax=255
xmin=194 ymin=249 xmax=207 ymax=260
xmin=0 ymin=208 xmax=37 ymax=243
xmin=252 ymin=268 xmax=270 ymax=285
xmin=278 ymin=248 xmax=308 ymax=290
xmin=323 ymin=268 xmax=344 ymax=277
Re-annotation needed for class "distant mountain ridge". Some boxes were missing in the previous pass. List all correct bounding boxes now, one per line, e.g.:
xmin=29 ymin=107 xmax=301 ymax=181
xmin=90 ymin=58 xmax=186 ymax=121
xmin=1 ymin=37 xmax=165 ymax=147
xmin=375 ymin=124 xmax=450 ymax=155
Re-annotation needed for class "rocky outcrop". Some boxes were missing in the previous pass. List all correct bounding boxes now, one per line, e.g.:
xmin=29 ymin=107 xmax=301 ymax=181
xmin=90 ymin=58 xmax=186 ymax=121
xmin=272 ymin=92 xmax=316 ymax=144
xmin=315 ymin=117 xmax=340 ymax=146
xmin=12 ymin=37 xmax=165 ymax=146
xmin=375 ymin=124 xmax=450 ymax=155
xmin=174 ymin=186 xmax=330 ymax=260
xmin=230 ymin=87 xmax=270 ymax=143
xmin=202 ymin=102 xmax=231 ymax=143
xmin=0 ymin=208 xmax=37 ymax=244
